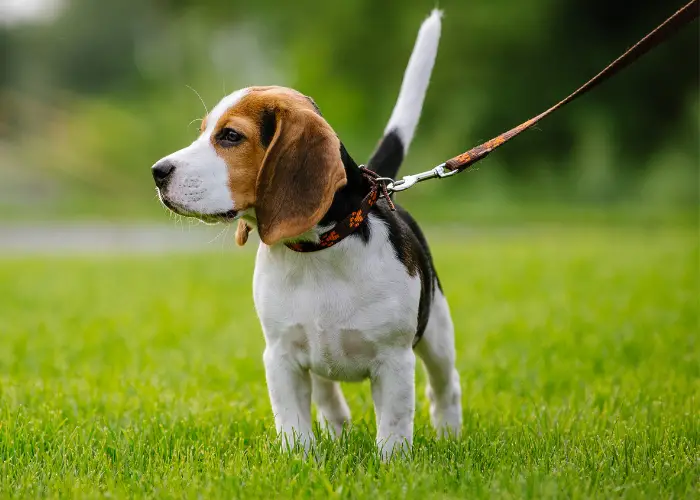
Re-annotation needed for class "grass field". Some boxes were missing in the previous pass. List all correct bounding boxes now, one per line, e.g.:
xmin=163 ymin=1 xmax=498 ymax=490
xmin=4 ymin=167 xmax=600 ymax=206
xmin=0 ymin=226 xmax=697 ymax=498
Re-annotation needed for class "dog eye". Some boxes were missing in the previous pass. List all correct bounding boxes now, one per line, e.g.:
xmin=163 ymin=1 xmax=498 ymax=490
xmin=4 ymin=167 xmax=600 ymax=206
xmin=218 ymin=128 xmax=244 ymax=147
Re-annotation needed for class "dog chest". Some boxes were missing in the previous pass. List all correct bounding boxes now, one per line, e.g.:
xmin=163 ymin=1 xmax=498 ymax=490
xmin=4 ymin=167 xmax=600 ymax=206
xmin=252 ymin=229 xmax=421 ymax=381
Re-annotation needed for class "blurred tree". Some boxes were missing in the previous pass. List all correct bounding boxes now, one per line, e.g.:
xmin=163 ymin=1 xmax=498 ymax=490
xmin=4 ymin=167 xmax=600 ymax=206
xmin=0 ymin=0 xmax=697 ymax=217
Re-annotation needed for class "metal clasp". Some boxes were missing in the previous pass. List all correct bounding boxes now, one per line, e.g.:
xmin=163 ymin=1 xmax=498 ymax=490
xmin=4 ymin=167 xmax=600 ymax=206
xmin=386 ymin=163 xmax=460 ymax=193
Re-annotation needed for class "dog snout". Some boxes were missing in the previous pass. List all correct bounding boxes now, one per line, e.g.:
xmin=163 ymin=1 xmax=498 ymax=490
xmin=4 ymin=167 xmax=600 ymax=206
xmin=152 ymin=161 xmax=176 ymax=189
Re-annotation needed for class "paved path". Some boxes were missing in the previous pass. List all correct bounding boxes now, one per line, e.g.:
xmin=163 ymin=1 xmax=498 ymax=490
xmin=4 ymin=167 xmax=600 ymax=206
xmin=0 ymin=222 xmax=527 ymax=255
xmin=0 ymin=223 xmax=246 ymax=254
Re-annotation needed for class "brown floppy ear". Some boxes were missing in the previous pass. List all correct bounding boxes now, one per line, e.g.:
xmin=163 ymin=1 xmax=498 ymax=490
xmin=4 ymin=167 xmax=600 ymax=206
xmin=255 ymin=107 xmax=347 ymax=245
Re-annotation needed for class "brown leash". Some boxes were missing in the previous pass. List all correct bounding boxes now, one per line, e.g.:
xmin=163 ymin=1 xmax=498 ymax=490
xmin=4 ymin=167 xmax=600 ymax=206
xmin=388 ymin=0 xmax=699 ymax=192
xmin=286 ymin=0 xmax=698 ymax=252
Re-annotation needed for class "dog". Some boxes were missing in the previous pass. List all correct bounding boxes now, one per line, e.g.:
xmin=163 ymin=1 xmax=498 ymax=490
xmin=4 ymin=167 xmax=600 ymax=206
xmin=151 ymin=10 xmax=461 ymax=457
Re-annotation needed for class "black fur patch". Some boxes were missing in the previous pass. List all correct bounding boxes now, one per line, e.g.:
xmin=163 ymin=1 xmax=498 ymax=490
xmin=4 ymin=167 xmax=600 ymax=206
xmin=398 ymin=206 xmax=443 ymax=293
xmin=367 ymin=129 xmax=405 ymax=180
xmin=259 ymin=108 xmax=276 ymax=148
xmin=316 ymin=143 xmax=372 ymax=244
xmin=372 ymin=200 xmax=440 ymax=346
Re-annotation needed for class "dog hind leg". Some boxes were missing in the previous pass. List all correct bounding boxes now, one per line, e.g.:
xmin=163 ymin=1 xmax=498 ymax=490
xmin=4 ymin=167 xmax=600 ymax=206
xmin=414 ymin=290 xmax=462 ymax=436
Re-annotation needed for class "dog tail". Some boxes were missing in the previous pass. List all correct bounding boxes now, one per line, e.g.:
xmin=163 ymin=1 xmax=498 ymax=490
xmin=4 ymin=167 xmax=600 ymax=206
xmin=366 ymin=9 xmax=442 ymax=179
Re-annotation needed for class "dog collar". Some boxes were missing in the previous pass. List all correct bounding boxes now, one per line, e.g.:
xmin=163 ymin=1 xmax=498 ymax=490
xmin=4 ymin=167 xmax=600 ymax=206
xmin=285 ymin=167 xmax=392 ymax=253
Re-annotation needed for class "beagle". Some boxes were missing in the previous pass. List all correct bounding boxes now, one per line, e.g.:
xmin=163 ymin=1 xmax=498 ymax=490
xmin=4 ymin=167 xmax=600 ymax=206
xmin=151 ymin=10 xmax=461 ymax=457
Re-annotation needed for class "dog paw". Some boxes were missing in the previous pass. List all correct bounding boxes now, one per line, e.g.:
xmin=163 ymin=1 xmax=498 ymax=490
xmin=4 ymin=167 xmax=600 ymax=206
xmin=376 ymin=435 xmax=412 ymax=461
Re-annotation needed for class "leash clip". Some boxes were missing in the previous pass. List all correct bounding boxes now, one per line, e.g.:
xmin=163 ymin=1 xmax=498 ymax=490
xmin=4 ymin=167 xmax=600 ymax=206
xmin=387 ymin=163 xmax=459 ymax=193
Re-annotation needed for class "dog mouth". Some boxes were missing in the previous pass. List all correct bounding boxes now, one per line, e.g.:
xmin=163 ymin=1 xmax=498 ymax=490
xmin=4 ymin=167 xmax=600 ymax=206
xmin=158 ymin=192 xmax=238 ymax=223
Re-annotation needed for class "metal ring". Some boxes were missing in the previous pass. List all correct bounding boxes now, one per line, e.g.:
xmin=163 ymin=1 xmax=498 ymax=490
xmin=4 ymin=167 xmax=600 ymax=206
xmin=373 ymin=176 xmax=396 ymax=184
xmin=434 ymin=164 xmax=461 ymax=178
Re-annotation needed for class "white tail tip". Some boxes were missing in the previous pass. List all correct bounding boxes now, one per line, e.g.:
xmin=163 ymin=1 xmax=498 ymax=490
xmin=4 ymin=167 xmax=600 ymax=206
xmin=384 ymin=9 xmax=443 ymax=152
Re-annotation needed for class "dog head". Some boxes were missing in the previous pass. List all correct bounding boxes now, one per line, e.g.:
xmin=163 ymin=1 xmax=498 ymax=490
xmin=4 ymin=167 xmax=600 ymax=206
xmin=151 ymin=86 xmax=347 ymax=245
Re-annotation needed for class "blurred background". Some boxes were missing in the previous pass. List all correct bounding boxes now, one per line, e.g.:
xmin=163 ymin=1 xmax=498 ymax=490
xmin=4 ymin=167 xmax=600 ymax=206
xmin=0 ymin=0 xmax=698 ymax=245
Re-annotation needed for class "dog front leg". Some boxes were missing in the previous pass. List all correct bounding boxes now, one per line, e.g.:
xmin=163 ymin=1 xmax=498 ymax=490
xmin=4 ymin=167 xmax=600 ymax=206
xmin=263 ymin=346 xmax=313 ymax=451
xmin=371 ymin=349 xmax=415 ymax=459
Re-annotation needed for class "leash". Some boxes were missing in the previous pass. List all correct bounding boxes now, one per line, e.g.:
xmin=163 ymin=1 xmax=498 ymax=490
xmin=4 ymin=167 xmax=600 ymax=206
xmin=285 ymin=0 xmax=698 ymax=252
xmin=386 ymin=0 xmax=699 ymax=193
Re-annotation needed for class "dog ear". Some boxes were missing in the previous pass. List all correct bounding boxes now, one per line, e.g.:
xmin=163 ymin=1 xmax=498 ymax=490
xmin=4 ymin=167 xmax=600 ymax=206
xmin=255 ymin=107 xmax=346 ymax=245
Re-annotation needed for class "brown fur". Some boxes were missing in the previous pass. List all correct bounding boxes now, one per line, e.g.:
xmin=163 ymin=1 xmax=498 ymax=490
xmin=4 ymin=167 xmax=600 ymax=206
xmin=235 ymin=220 xmax=251 ymax=246
xmin=207 ymin=87 xmax=346 ymax=246
xmin=255 ymin=106 xmax=346 ymax=244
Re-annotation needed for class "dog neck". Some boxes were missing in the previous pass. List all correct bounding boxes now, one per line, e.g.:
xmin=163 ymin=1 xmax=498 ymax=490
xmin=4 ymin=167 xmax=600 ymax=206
xmin=313 ymin=143 xmax=372 ymax=243
xmin=241 ymin=143 xmax=374 ymax=249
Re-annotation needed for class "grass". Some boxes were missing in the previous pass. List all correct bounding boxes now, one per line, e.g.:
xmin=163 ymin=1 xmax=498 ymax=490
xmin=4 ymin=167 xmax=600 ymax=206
xmin=0 ymin=226 xmax=697 ymax=498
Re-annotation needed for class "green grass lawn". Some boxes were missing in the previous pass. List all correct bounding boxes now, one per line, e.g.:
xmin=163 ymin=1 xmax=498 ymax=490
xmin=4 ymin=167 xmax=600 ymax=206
xmin=0 ymin=227 xmax=697 ymax=498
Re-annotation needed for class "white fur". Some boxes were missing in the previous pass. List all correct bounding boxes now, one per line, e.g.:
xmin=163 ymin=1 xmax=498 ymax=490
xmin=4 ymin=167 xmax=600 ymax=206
xmin=203 ymin=88 xmax=250 ymax=137
xmin=153 ymin=89 xmax=249 ymax=216
xmin=384 ymin=9 xmax=442 ymax=152
xmin=254 ymin=216 xmax=422 ymax=456
xmin=253 ymin=213 xmax=462 ymax=457
xmin=414 ymin=290 xmax=462 ymax=435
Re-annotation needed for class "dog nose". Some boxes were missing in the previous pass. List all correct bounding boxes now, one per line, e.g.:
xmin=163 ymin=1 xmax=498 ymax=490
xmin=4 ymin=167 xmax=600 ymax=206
xmin=152 ymin=161 xmax=175 ymax=189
